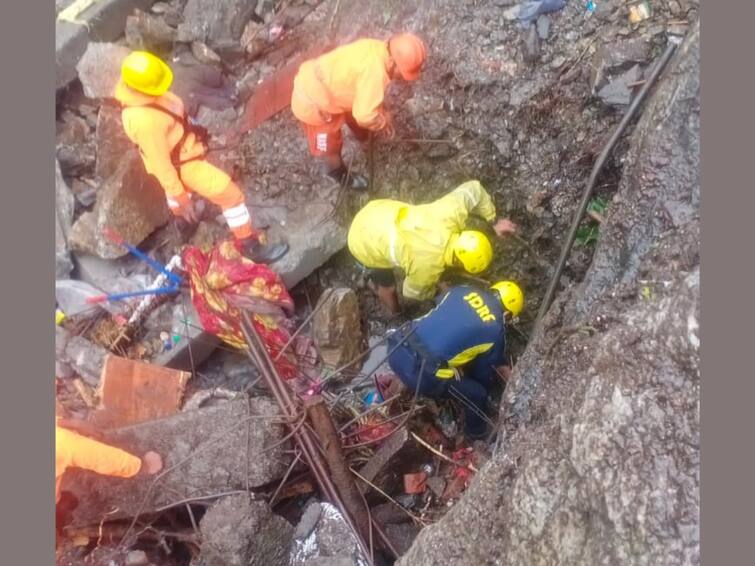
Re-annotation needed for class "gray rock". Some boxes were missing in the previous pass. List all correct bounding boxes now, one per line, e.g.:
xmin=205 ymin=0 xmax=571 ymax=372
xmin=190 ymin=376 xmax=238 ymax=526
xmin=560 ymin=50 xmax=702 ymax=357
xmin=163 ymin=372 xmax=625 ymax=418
xmin=194 ymin=105 xmax=238 ymax=136
xmin=95 ymin=104 xmax=134 ymax=180
xmin=69 ymin=150 xmax=170 ymax=259
xmin=264 ymin=203 xmax=348 ymax=289
xmin=72 ymin=252 xmax=126 ymax=289
xmin=551 ymin=55 xmax=567 ymax=69
xmin=64 ymin=335 xmax=108 ymax=386
xmin=398 ymin=20 xmax=700 ymax=566
xmin=386 ymin=523 xmax=420 ymax=556
xmin=55 ymin=160 xmax=75 ymax=280
xmin=153 ymin=300 xmax=221 ymax=371
xmin=125 ymin=550 xmax=149 ymax=566
xmin=70 ymin=179 xmax=98 ymax=207
xmin=536 ymin=15 xmax=550 ymax=40
xmin=312 ymin=288 xmax=363 ymax=380
xmin=522 ymin=24 xmax=541 ymax=64
xmin=55 ymin=21 xmax=89 ymax=89
xmin=125 ymin=9 xmax=177 ymax=53
xmin=293 ymin=501 xmax=322 ymax=540
xmin=178 ymin=0 xmax=257 ymax=47
xmin=199 ymin=495 xmax=293 ymax=566
xmin=597 ymin=64 xmax=642 ymax=106
xmin=55 ymin=326 xmax=75 ymax=379
xmin=502 ymin=5 xmax=521 ymax=20
xmin=64 ymin=397 xmax=291 ymax=526
xmin=56 ymin=111 xmax=95 ymax=177
xmin=76 ymin=42 xmax=131 ymax=99
xmin=594 ymin=0 xmax=619 ymax=21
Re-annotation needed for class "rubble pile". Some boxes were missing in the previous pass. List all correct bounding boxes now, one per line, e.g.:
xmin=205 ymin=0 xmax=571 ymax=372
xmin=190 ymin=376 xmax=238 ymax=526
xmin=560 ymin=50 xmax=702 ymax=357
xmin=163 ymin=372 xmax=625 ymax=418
xmin=54 ymin=0 xmax=699 ymax=565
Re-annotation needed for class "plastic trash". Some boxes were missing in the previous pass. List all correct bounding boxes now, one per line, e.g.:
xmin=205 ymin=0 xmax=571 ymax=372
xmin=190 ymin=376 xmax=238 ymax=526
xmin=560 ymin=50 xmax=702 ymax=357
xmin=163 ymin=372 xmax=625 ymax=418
xmin=517 ymin=0 xmax=567 ymax=26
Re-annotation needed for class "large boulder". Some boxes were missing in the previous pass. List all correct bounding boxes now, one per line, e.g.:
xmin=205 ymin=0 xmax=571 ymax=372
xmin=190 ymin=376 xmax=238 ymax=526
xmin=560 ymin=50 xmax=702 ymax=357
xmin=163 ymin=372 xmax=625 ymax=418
xmin=312 ymin=288 xmax=363 ymax=378
xmin=69 ymin=150 xmax=170 ymax=259
xmin=76 ymin=42 xmax=131 ymax=99
xmin=178 ymin=0 xmax=257 ymax=48
xmin=95 ymin=104 xmax=134 ymax=180
xmin=63 ymin=398 xmax=291 ymax=526
xmin=55 ymin=160 xmax=75 ymax=279
xmin=400 ymin=22 xmax=700 ymax=566
xmin=198 ymin=495 xmax=293 ymax=566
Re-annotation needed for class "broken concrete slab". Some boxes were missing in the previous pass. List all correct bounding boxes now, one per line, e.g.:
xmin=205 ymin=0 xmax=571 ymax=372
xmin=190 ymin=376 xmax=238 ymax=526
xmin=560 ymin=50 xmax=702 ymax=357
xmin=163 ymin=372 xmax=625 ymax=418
xmin=69 ymin=150 xmax=170 ymax=259
xmin=290 ymin=502 xmax=367 ymax=566
xmin=95 ymin=104 xmax=134 ymax=180
xmin=93 ymin=355 xmax=191 ymax=429
xmin=64 ymin=397 xmax=290 ymax=526
xmin=263 ymin=203 xmax=348 ymax=289
xmin=152 ymin=301 xmax=221 ymax=371
xmin=76 ymin=42 xmax=131 ymax=99
xmin=385 ymin=523 xmax=421 ymax=556
xmin=56 ymin=160 xmax=75 ymax=280
xmin=313 ymin=288 xmax=363 ymax=378
xmin=64 ymin=335 xmax=109 ymax=386
xmin=357 ymin=428 xmax=411 ymax=495
xmin=597 ymin=64 xmax=643 ymax=107
xmin=199 ymin=495 xmax=293 ymax=566
xmin=178 ymin=0 xmax=257 ymax=47
xmin=57 ymin=110 xmax=96 ymax=177
xmin=56 ymin=21 xmax=90 ymax=89
xmin=73 ymin=252 xmax=129 ymax=290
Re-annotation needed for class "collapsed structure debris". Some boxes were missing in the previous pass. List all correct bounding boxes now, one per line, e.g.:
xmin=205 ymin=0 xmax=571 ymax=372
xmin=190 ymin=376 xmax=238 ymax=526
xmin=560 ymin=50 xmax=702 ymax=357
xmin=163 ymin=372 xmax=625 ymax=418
xmin=54 ymin=0 xmax=700 ymax=564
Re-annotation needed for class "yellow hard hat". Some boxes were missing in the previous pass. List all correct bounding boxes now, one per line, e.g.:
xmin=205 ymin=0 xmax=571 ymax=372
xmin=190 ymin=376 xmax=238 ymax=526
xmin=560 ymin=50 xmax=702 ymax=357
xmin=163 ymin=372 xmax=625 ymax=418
xmin=121 ymin=51 xmax=173 ymax=96
xmin=453 ymin=231 xmax=493 ymax=274
xmin=491 ymin=280 xmax=524 ymax=317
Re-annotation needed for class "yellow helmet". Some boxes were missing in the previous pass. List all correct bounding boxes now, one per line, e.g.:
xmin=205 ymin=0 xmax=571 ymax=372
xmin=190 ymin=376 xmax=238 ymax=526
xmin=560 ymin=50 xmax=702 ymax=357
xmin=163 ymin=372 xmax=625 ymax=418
xmin=491 ymin=280 xmax=524 ymax=317
xmin=453 ymin=230 xmax=493 ymax=274
xmin=121 ymin=51 xmax=173 ymax=96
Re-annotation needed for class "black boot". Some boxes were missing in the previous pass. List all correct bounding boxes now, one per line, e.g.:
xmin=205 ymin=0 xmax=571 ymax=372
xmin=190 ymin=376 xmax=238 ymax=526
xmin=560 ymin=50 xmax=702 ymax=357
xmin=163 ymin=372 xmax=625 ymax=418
xmin=241 ymin=238 xmax=289 ymax=264
xmin=327 ymin=165 xmax=369 ymax=191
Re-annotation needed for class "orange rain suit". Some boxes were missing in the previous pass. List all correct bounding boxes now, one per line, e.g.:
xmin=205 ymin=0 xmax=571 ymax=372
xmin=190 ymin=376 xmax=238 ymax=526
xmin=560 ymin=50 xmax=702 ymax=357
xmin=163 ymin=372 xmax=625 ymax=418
xmin=55 ymin=425 xmax=142 ymax=502
xmin=291 ymin=39 xmax=392 ymax=156
xmin=114 ymin=80 xmax=254 ymax=240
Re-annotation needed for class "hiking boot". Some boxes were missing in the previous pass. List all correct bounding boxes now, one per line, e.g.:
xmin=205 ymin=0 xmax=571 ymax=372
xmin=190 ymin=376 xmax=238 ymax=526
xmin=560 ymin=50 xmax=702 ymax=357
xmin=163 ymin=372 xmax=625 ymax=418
xmin=241 ymin=238 xmax=289 ymax=264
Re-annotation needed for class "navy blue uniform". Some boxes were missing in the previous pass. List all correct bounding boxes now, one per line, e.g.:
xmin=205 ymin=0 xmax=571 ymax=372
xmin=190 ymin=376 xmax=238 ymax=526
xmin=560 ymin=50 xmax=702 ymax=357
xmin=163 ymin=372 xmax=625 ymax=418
xmin=387 ymin=285 xmax=507 ymax=438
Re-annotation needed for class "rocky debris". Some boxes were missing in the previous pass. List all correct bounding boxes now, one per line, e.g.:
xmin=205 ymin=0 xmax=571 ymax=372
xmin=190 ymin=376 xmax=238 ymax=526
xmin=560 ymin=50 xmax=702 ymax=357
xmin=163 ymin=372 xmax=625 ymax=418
xmin=194 ymin=105 xmax=238 ymax=136
xmin=399 ymin=21 xmax=700 ymax=566
xmin=178 ymin=0 xmax=257 ymax=48
xmin=64 ymin=397 xmax=291 ymax=526
xmin=596 ymin=64 xmax=642 ymax=107
xmin=56 ymin=21 xmax=89 ymax=89
xmin=590 ymin=38 xmax=652 ymax=94
xmin=95 ymin=104 xmax=134 ymax=180
xmin=290 ymin=502 xmax=368 ymax=566
xmin=57 ymin=110 xmax=95 ymax=177
xmin=70 ymin=178 xmax=98 ymax=207
xmin=56 ymin=327 xmax=75 ymax=379
xmin=536 ymin=15 xmax=550 ymax=40
xmin=69 ymin=150 xmax=170 ymax=259
xmin=312 ymin=288 xmax=363 ymax=377
xmin=385 ymin=523 xmax=421 ymax=556
xmin=63 ymin=335 xmax=109 ymax=386
xmin=124 ymin=550 xmax=149 ymax=566
xmin=594 ymin=0 xmax=619 ymax=22
xmin=170 ymin=47 xmax=238 ymax=115
xmin=522 ymin=23 xmax=541 ymax=64
xmin=76 ymin=42 xmax=131 ymax=99
xmin=125 ymin=9 xmax=177 ymax=54
xmin=56 ymin=160 xmax=75 ymax=279
xmin=198 ymin=495 xmax=293 ymax=566
xmin=263 ymin=203 xmax=348 ymax=289
xmin=357 ymin=428 xmax=412 ymax=495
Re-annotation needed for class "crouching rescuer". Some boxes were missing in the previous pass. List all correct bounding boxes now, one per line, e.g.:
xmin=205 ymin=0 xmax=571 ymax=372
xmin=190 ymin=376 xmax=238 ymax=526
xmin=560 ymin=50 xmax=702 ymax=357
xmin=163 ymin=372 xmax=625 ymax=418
xmin=387 ymin=281 xmax=524 ymax=441
xmin=291 ymin=33 xmax=427 ymax=189
xmin=115 ymin=51 xmax=288 ymax=264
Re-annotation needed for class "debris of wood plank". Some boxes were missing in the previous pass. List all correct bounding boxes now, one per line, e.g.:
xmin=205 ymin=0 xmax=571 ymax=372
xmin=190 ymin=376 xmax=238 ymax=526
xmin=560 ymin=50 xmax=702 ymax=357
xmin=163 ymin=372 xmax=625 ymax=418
xmin=93 ymin=355 xmax=191 ymax=429
xmin=72 ymin=377 xmax=97 ymax=409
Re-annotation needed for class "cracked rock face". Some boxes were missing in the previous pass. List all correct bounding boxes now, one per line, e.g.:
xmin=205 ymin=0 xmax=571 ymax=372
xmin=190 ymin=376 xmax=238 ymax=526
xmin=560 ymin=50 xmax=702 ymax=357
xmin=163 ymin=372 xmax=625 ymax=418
xmin=400 ymin=20 xmax=700 ymax=566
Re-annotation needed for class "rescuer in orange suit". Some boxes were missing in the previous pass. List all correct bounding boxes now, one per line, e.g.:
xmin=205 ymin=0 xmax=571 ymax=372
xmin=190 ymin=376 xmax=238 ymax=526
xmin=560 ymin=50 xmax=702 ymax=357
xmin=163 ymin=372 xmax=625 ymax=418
xmin=291 ymin=33 xmax=427 ymax=189
xmin=55 ymin=416 xmax=163 ymax=538
xmin=114 ymin=51 xmax=288 ymax=264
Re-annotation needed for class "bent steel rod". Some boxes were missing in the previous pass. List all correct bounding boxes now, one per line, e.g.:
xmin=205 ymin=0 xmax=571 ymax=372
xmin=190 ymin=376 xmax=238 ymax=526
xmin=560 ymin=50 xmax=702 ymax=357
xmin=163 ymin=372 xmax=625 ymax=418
xmin=535 ymin=37 xmax=682 ymax=328
xmin=240 ymin=313 xmax=376 ymax=563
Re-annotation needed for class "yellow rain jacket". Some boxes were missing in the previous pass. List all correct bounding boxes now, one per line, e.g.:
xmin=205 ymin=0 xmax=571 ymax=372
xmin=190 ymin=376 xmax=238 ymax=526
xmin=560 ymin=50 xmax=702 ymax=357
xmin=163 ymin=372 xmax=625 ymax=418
xmin=347 ymin=180 xmax=497 ymax=300
xmin=55 ymin=425 xmax=142 ymax=502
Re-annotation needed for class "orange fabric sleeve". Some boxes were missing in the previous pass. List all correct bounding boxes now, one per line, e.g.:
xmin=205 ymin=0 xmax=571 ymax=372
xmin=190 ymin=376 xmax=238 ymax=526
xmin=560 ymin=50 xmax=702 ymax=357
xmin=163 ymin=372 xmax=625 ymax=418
xmin=134 ymin=126 xmax=188 ymax=199
xmin=57 ymin=427 xmax=142 ymax=480
xmin=351 ymin=61 xmax=390 ymax=130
